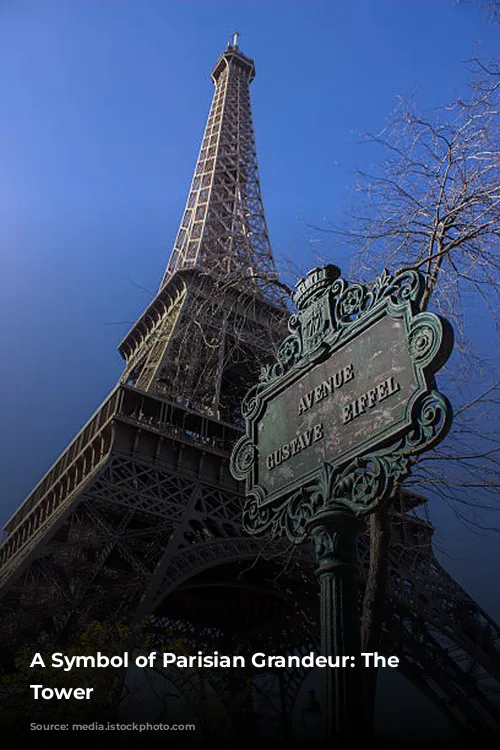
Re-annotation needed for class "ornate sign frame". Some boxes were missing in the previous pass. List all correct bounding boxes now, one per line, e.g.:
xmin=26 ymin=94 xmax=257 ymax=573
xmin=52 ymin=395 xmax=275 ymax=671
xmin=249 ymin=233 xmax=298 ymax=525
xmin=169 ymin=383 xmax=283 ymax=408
xmin=230 ymin=266 xmax=453 ymax=542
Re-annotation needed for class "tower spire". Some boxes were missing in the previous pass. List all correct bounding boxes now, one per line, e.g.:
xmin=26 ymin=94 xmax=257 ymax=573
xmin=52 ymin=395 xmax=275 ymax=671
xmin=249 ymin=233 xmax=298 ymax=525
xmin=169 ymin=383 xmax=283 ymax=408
xmin=159 ymin=41 xmax=279 ymax=297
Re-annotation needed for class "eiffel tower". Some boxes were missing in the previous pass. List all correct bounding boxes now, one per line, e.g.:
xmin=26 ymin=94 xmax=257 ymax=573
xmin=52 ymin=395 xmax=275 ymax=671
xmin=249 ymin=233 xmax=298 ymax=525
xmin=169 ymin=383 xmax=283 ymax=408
xmin=1 ymin=37 xmax=500 ymax=740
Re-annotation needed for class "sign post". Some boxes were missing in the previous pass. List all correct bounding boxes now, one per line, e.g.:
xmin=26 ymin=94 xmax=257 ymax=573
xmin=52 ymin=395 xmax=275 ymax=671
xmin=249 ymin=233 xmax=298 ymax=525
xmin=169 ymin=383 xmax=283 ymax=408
xmin=307 ymin=507 xmax=364 ymax=741
xmin=230 ymin=265 xmax=453 ymax=742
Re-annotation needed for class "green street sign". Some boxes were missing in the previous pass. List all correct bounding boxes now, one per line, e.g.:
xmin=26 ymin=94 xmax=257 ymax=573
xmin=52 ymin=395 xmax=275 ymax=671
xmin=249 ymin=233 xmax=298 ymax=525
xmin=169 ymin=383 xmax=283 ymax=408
xmin=231 ymin=266 xmax=453 ymax=541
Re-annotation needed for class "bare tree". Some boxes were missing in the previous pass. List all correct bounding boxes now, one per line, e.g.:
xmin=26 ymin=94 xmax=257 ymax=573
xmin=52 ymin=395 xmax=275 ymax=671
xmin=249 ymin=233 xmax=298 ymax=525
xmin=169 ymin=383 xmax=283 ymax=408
xmin=344 ymin=54 xmax=500 ymax=496
xmin=312 ymin=52 xmax=500 ymax=718
xmin=473 ymin=0 xmax=500 ymax=24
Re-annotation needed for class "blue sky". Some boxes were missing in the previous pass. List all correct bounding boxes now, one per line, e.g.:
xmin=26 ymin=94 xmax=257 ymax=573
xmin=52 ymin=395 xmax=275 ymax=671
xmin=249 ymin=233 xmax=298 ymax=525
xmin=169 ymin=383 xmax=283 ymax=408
xmin=1 ymin=0 xmax=499 ymax=621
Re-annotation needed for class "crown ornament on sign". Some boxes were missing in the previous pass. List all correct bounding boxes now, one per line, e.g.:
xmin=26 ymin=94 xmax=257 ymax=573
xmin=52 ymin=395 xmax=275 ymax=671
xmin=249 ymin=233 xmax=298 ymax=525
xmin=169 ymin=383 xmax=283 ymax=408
xmin=292 ymin=265 xmax=341 ymax=310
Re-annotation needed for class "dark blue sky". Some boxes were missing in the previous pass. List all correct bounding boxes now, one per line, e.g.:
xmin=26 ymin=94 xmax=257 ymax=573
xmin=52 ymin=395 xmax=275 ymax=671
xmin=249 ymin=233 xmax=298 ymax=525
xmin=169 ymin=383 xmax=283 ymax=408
xmin=1 ymin=0 xmax=499 ymax=619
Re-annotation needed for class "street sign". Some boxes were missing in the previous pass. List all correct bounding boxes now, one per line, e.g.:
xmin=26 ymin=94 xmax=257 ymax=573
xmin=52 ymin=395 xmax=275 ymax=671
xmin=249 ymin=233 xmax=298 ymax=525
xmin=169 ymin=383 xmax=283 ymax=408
xmin=231 ymin=266 xmax=453 ymax=541
xmin=231 ymin=265 xmax=454 ymax=742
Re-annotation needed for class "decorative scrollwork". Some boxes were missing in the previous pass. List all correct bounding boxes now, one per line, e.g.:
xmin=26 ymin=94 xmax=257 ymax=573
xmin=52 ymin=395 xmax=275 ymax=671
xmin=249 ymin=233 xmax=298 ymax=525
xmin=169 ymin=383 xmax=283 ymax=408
xmin=390 ymin=269 xmax=422 ymax=305
xmin=259 ymin=361 xmax=284 ymax=385
xmin=288 ymin=313 xmax=301 ymax=332
xmin=370 ymin=267 xmax=422 ymax=307
xmin=410 ymin=324 xmax=435 ymax=361
xmin=241 ymin=383 xmax=264 ymax=419
xmin=242 ymin=485 xmax=271 ymax=533
xmin=330 ymin=277 xmax=346 ymax=299
xmin=409 ymin=312 xmax=446 ymax=368
xmin=332 ymin=269 xmax=422 ymax=335
xmin=230 ymin=436 xmax=256 ymax=481
xmin=404 ymin=390 xmax=452 ymax=454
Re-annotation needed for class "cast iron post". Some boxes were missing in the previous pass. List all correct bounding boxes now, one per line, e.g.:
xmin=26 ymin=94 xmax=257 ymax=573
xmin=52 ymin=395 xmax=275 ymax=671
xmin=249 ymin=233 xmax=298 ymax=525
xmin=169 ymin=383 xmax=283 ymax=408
xmin=307 ymin=508 xmax=365 ymax=743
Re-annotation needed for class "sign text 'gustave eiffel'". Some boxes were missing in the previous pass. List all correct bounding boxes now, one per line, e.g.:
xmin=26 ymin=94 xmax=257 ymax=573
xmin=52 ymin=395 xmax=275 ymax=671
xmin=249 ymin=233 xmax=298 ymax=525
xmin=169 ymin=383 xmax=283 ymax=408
xmin=265 ymin=361 xmax=402 ymax=471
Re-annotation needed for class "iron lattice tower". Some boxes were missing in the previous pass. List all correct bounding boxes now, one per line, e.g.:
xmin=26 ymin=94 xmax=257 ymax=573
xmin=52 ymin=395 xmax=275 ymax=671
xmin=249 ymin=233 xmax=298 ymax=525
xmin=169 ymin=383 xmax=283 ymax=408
xmin=1 ymin=39 xmax=500 ymax=739
xmin=160 ymin=37 xmax=277 ymax=289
